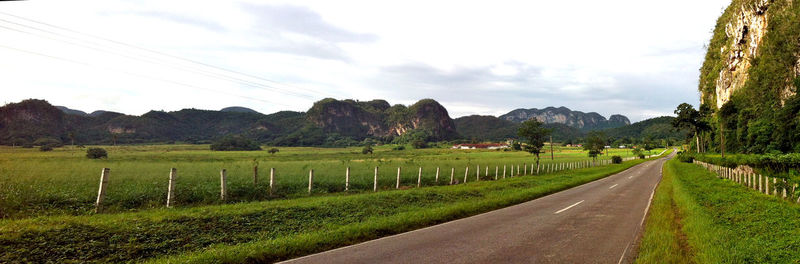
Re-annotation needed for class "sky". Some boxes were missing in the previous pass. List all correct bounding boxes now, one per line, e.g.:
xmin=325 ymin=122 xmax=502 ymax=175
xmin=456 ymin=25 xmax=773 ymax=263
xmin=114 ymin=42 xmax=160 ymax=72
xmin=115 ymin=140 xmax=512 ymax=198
xmin=0 ymin=0 xmax=731 ymax=122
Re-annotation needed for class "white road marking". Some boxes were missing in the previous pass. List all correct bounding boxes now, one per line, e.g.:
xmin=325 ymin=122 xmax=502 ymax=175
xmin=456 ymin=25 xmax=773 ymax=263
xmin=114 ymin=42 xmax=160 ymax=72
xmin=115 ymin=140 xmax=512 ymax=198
xmin=617 ymin=244 xmax=630 ymax=264
xmin=628 ymin=176 xmax=633 ymax=179
xmin=554 ymin=200 xmax=584 ymax=214
xmin=609 ymin=184 xmax=618 ymax=189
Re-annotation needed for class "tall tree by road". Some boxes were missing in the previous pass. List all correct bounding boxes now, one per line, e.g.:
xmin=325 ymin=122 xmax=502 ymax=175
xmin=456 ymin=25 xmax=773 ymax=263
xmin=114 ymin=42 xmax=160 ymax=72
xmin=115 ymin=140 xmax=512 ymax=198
xmin=671 ymin=103 xmax=710 ymax=153
xmin=583 ymin=131 xmax=605 ymax=163
xmin=518 ymin=120 xmax=551 ymax=170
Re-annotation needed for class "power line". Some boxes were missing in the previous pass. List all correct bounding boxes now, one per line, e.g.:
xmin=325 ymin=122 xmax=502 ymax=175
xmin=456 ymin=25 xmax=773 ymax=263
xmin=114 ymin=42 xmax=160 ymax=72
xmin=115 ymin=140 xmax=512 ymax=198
xmin=0 ymin=43 xmax=291 ymax=107
xmin=0 ymin=17 xmax=317 ymax=100
xmin=0 ymin=11 xmax=338 ymax=99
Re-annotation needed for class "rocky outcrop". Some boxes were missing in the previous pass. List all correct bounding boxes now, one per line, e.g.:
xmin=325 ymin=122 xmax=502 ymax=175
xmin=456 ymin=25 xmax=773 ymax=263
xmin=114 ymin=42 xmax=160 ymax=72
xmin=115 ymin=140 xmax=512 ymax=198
xmin=712 ymin=0 xmax=772 ymax=108
xmin=499 ymin=106 xmax=629 ymax=131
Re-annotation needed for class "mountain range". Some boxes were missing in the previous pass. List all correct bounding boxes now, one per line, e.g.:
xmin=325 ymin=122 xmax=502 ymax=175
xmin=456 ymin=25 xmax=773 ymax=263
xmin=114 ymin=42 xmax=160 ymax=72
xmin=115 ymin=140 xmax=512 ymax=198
xmin=0 ymin=98 xmax=680 ymax=146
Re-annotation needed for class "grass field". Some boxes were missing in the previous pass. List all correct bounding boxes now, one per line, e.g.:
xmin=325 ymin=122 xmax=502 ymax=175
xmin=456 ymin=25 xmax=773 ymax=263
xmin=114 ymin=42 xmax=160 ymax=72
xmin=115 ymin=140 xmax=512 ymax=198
xmin=0 ymin=150 xmax=668 ymax=263
xmin=0 ymin=144 xmax=658 ymax=219
xmin=636 ymin=158 xmax=800 ymax=263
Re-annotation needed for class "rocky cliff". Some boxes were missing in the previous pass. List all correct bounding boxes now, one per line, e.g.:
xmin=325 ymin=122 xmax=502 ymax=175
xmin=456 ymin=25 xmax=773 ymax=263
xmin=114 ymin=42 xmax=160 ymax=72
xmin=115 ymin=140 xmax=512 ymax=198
xmin=499 ymin=106 xmax=630 ymax=131
xmin=697 ymin=0 xmax=800 ymax=153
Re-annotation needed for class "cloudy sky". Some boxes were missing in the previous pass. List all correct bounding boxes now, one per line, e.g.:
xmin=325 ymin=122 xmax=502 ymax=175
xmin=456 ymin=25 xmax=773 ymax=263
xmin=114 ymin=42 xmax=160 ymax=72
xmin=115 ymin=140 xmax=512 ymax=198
xmin=0 ymin=0 xmax=730 ymax=122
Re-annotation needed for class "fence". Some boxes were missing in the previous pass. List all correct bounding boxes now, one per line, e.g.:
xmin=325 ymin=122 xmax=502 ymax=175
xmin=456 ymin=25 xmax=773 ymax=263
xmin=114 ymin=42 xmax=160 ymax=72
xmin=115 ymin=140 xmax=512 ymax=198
xmin=693 ymin=160 xmax=800 ymax=203
xmin=90 ymin=152 xmax=666 ymax=213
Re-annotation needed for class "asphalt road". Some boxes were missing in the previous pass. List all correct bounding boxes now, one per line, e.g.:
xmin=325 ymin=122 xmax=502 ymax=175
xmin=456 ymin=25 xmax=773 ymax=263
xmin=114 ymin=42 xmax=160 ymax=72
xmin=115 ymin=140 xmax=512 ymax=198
xmin=281 ymin=153 xmax=673 ymax=264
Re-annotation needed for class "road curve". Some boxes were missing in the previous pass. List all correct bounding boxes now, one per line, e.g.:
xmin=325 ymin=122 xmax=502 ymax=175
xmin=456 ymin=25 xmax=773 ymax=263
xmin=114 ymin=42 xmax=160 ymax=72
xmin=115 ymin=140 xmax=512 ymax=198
xmin=281 ymin=153 xmax=674 ymax=264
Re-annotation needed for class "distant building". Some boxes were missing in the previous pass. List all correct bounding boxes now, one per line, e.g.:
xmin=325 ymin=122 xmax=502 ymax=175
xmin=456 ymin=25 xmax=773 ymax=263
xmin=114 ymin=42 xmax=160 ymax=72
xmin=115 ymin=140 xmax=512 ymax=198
xmin=452 ymin=143 xmax=509 ymax=150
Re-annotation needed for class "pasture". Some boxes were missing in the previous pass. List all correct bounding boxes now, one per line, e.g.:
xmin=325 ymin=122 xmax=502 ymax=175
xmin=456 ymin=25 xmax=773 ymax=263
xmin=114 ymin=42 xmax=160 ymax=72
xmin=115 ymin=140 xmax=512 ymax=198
xmin=0 ymin=144 xmax=660 ymax=218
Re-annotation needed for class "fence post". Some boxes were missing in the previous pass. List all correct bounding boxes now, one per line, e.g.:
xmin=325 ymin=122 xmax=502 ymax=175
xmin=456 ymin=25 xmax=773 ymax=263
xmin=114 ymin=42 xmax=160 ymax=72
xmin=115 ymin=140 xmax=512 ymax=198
xmin=464 ymin=166 xmax=469 ymax=183
xmin=308 ymin=169 xmax=314 ymax=194
xmin=396 ymin=167 xmax=401 ymax=189
xmin=95 ymin=168 xmax=110 ymax=213
xmin=485 ymin=166 xmax=489 ymax=178
xmin=269 ymin=168 xmax=275 ymax=196
xmin=774 ymin=178 xmax=777 ymax=196
xmin=374 ymin=167 xmax=379 ymax=192
xmin=253 ymin=165 xmax=258 ymax=186
xmin=476 ymin=165 xmax=480 ymax=181
xmin=503 ymin=165 xmax=506 ymax=179
xmin=495 ymin=166 xmax=499 ymax=180
xmin=450 ymin=167 xmax=455 ymax=185
xmin=345 ymin=167 xmax=350 ymax=191
xmin=517 ymin=165 xmax=520 ymax=175
xmin=759 ymin=174 xmax=762 ymax=193
xmin=435 ymin=167 xmax=440 ymax=183
xmin=220 ymin=169 xmax=227 ymax=201
xmin=783 ymin=179 xmax=787 ymax=199
xmin=167 ymin=168 xmax=176 ymax=208
xmin=417 ymin=167 xmax=422 ymax=188
xmin=524 ymin=164 xmax=527 ymax=175
xmin=766 ymin=176 xmax=770 ymax=195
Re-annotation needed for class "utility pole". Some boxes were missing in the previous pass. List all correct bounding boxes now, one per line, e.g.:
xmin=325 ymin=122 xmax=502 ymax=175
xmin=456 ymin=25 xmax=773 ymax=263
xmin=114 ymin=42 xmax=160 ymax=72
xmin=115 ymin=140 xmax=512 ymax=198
xmin=550 ymin=135 xmax=554 ymax=160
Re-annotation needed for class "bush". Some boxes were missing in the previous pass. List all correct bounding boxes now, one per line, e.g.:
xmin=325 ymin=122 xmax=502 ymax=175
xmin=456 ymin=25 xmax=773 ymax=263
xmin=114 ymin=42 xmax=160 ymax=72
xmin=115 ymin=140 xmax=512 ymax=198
xmin=677 ymin=153 xmax=695 ymax=163
xmin=86 ymin=148 xmax=108 ymax=159
xmin=611 ymin=155 xmax=622 ymax=164
xmin=268 ymin=148 xmax=279 ymax=154
xmin=639 ymin=154 xmax=646 ymax=159
xmin=362 ymin=145 xmax=374 ymax=154
xmin=21 ymin=143 xmax=33 ymax=148
xmin=393 ymin=145 xmax=406 ymax=151
xmin=210 ymin=136 xmax=261 ymax=151
xmin=39 ymin=145 xmax=54 ymax=152
xmin=412 ymin=140 xmax=428 ymax=149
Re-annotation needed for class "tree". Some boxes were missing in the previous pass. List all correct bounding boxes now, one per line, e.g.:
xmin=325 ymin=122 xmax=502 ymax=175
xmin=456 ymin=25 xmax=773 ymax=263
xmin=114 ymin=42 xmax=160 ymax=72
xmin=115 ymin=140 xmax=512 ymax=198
xmin=268 ymin=148 xmax=279 ymax=154
xmin=583 ymin=131 xmax=605 ymax=162
xmin=86 ymin=148 xmax=108 ymax=159
xmin=517 ymin=120 xmax=552 ymax=170
xmin=672 ymin=103 xmax=710 ymax=153
xmin=210 ymin=135 xmax=262 ymax=151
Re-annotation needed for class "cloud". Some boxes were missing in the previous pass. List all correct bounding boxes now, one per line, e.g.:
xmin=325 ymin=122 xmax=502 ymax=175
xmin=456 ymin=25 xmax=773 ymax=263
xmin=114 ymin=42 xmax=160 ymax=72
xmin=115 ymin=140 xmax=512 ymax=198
xmin=244 ymin=4 xmax=378 ymax=43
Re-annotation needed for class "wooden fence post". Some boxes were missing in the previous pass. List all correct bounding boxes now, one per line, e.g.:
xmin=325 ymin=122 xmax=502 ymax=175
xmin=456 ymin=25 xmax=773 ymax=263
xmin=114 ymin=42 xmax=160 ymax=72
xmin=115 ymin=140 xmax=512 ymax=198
xmin=774 ymin=178 xmax=777 ymax=196
xmin=435 ymin=167 xmax=440 ymax=183
xmin=517 ymin=165 xmax=520 ymax=175
xmin=220 ymin=169 xmax=227 ymax=201
xmin=524 ymin=164 xmax=527 ymax=175
xmin=503 ymin=165 xmax=506 ymax=179
xmin=759 ymin=174 xmax=762 ymax=193
xmin=374 ymin=167 xmax=379 ymax=192
xmin=253 ymin=165 xmax=258 ymax=186
xmin=308 ymin=169 xmax=314 ymax=194
xmin=345 ymin=167 xmax=350 ymax=191
xmin=495 ymin=166 xmax=499 ymax=180
xmin=396 ymin=167 xmax=402 ymax=189
xmin=537 ymin=163 xmax=540 ymax=174
xmin=95 ymin=168 xmax=110 ymax=213
xmin=417 ymin=167 xmax=422 ymax=188
xmin=166 ymin=168 xmax=176 ymax=208
xmin=485 ymin=166 xmax=489 ymax=178
xmin=766 ymin=176 xmax=770 ymax=195
xmin=476 ymin=165 xmax=480 ymax=181
xmin=464 ymin=166 xmax=469 ymax=183
xmin=269 ymin=168 xmax=275 ymax=196
xmin=450 ymin=167 xmax=455 ymax=185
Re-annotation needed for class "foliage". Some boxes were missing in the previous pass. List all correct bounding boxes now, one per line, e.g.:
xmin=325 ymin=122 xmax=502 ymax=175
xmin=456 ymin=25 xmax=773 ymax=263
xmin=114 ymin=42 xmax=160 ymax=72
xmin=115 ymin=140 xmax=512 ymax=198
xmin=411 ymin=140 xmax=428 ymax=149
xmin=583 ymin=131 xmax=605 ymax=160
xmin=611 ymin=155 xmax=622 ymax=164
xmin=517 ymin=119 xmax=551 ymax=166
xmin=39 ymin=145 xmax=53 ymax=152
xmin=85 ymin=147 xmax=108 ymax=159
xmin=268 ymin=148 xmax=280 ymax=154
xmin=392 ymin=145 xmax=406 ymax=151
xmin=33 ymin=137 xmax=63 ymax=147
xmin=210 ymin=136 xmax=261 ymax=151
xmin=361 ymin=145 xmax=373 ymax=154
xmin=454 ymin=115 xmax=519 ymax=141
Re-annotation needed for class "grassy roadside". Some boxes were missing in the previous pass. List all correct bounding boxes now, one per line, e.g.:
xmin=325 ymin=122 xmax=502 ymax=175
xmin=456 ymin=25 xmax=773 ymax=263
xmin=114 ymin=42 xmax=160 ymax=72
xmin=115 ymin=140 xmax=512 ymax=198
xmin=1 ymin=155 xmax=666 ymax=263
xmin=636 ymin=158 xmax=800 ymax=263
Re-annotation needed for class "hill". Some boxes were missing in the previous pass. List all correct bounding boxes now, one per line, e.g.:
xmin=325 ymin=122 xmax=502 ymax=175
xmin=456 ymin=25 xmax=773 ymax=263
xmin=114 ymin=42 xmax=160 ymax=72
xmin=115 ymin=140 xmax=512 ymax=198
xmin=220 ymin=106 xmax=260 ymax=114
xmin=499 ymin=106 xmax=630 ymax=131
xmin=698 ymin=0 xmax=800 ymax=153
xmin=601 ymin=116 xmax=687 ymax=143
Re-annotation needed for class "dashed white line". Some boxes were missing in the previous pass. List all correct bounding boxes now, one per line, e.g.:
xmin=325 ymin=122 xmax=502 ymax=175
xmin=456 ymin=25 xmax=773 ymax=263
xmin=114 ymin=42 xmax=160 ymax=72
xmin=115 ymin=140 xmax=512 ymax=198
xmin=554 ymin=200 xmax=584 ymax=214
xmin=609 ymin=184 xmax=618 ymax=189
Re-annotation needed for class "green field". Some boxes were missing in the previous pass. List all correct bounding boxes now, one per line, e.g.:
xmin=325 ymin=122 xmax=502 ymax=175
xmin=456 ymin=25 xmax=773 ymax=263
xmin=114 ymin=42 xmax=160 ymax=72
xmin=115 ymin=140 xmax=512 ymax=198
xmin=636 ymin=158 xmax=800 ymax=263
xmin=0 ymin=148 xmax=668 ymax=263
xmin=0 ymin=144 xmax=659 ymax=219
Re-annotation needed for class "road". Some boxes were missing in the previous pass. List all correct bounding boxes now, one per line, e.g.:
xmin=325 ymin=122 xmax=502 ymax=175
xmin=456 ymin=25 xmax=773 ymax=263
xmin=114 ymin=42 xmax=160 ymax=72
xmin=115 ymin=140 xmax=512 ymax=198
xmin=281 ymin=152 xmax=673 ymax=264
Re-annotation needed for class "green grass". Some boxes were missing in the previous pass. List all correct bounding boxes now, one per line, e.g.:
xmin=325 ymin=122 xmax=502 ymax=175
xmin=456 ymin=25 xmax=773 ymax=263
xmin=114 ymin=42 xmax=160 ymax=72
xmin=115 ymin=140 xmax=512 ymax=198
xmin=0 ymin=152 xmax=667 ymax=263
xmin=636 ymin=158 xmax=800 ymax=263
xmin=0 ymin=144 xmax=658 ymax=218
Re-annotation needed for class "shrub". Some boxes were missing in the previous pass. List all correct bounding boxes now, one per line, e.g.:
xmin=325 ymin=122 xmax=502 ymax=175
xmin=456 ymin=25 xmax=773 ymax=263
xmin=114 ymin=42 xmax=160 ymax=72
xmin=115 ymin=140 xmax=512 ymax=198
xmin=86 ymin=148 xmax=108 ymax=159
xmin=210 ymin=136 xmax=261 ymax=151
xmin=362 ymin=145 xmax=374 ymax=154
xmin=639 ymin=154 xmax=646 ymax=159
xmin=39 ymin=145 xmax=54 ymax=152
xmin=412 ymin=140 xmax=428 ymax=149
xmin=268 ymin=148 xmax=279 ymax=154
xmin=393 ymin=145 xmax=406 ymax=151
xmin=677 ymin=153 xmax=695 ymax=163
xmin=21 ymin=143 xmax=33 ymax=148
xmin=611 ymin=155 xmax=622 ymax=164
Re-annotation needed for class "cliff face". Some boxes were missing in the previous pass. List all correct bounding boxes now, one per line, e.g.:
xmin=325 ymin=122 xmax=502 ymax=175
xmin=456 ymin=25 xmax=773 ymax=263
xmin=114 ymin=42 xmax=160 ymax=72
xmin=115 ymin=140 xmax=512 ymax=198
xmin=499 ymin=106 xmax=629 ymax=131
xmin=700 ymin=0 xmax=799 ymax=108
xmin=306 ymin=98 xmax=457 ymax=140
